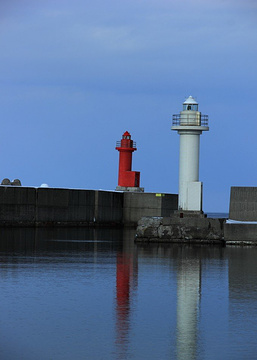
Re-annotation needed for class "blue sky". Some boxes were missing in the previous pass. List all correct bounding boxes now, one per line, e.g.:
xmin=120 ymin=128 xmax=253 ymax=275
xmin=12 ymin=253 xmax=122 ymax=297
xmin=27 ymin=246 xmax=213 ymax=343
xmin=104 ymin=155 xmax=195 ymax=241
xmin=0 ymin=0 xmax=256 ymax=212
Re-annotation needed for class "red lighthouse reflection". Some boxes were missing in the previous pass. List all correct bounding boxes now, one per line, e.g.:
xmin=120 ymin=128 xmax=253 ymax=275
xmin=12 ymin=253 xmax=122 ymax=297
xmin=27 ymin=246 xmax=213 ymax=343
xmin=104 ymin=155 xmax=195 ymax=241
xmin=115 ymin=235 xmax=138 ymax=357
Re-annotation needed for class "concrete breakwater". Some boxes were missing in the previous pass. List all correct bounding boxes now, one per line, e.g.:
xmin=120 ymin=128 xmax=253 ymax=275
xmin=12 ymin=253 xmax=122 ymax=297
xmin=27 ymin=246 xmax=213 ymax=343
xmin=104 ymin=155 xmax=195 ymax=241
xmin=135 ymin=187 xmax=257 ymax=245
xmin=3 ymin=184 xmax=257 ymax=244
xmin=0 ymin=186 xmax=177 ymax=227
xmin=224 ymin=187 xmax=257 ymax=244
xmin=135 ymin=215 xmax=226 ymax=244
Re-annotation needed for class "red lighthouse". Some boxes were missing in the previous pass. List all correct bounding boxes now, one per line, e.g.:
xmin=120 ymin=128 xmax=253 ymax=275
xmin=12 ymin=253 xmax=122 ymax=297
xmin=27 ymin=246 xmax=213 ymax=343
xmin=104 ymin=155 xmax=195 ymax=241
xmin=115 ymin=131 xmax=143 ymax=191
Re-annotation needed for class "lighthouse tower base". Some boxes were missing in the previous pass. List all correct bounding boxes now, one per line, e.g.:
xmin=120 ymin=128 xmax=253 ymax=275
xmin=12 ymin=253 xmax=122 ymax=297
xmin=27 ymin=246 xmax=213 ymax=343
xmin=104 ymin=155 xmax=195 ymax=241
xmin=116 ymin=186 xmax=144 ymax=193
xmin=173 ymin=210 xmax=206 ymax=218
xmin=179 ymin=181 xmax=203 ymax=211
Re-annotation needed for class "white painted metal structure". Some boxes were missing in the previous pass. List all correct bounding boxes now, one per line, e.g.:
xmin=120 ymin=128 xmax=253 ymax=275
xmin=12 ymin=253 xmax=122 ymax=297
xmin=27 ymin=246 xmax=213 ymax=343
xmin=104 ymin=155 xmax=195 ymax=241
xmin=172 ymin=96 xmax=209 ymax=211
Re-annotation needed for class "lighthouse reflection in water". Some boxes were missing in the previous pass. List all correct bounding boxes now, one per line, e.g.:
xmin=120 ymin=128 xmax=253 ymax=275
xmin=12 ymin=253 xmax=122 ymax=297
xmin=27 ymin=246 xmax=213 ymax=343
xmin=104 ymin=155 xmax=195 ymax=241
xmin=176 ymin=256 xmax=201 ymax=360
xmin=115 ymin=237 xmax=138 ymax=358
xmin=0 ymin=228 xmax=257 ymax=359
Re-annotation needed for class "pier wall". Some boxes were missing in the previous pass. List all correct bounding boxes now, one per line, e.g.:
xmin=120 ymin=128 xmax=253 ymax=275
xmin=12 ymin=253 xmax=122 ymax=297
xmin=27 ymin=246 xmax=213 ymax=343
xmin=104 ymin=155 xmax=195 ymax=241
xmin=0 ymin=187 xmax=36 ymax=223
xmin=224 ymin=223 xmax=257 ymax=244
xmin=0 ymin=186 xmax=177 ymax=227
xmin=123 ymin=192 xmax=177 ymax=225
xmin=224 ymin=187 xmax=257 ymax=244
xmin=229 ymin=187 xmax=257 ymax=221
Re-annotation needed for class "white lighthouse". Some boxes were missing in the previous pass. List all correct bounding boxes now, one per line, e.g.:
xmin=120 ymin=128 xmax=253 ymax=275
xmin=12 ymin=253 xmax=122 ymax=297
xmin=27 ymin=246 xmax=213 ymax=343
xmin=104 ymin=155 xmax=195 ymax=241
xmin=172 ymin=96 xmax=209 ymax=212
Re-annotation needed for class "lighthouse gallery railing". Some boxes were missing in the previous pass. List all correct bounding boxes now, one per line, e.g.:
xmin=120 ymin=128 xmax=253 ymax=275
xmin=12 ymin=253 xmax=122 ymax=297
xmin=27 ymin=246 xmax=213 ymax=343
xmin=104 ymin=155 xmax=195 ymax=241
xmin=172 ymin=114 xmax=209 ymax=126
xmin=116 ymin=141 xmax=137 ymax=148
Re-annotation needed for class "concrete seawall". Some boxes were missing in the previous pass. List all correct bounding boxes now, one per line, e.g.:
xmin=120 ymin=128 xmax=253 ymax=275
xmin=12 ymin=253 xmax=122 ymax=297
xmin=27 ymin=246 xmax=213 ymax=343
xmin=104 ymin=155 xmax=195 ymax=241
xmin=135 ymin=186 xmax=257 ymax=245
xmin=228 ymin=187 xmax=257 ymax=221
xmin=123 ymin=192 xmax=177 ymax=223
xmin=0 ymin=186 xmax=178 ymax=227
xmin=224 ymin=187 xmax=257 ymax=244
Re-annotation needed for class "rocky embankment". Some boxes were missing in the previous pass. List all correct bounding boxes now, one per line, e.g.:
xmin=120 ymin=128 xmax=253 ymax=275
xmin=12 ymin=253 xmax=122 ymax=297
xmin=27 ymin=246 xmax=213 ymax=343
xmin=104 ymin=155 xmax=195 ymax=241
xmin=135 ymin=216 xmax=226 ymax=244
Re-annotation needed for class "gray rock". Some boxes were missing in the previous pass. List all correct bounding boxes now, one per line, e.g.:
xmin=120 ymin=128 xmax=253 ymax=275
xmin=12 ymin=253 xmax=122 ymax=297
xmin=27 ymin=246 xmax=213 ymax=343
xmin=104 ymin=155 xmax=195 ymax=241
xmin=1 ymin=178 xmax=11 ymax=185
xmin=136 ymin=215 xmax=225 ymax=243
xmin=11 ymin=179 xmax=22 ymax=186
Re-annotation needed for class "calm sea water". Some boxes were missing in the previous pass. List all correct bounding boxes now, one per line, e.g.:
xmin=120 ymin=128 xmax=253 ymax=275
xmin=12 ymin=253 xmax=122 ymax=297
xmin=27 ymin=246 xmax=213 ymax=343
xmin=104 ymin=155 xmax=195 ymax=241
xmin=0 ymin=226 xmax=256 ymax=360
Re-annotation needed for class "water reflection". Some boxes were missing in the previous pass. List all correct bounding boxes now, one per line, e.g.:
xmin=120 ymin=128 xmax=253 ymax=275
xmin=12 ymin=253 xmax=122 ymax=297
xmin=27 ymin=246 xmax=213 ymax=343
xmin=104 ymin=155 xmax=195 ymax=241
xmin=228 ymin=247 xmax=257 ymax=358
xmin=115 ymin=235 xmax=138 ymax=359
xmin=176 ymin=256 xmax=201 ymax=360
xmin=135 ymin=244 xmax=228 ymax=359
xmin=0 ymin=229 xmax=256 ymax=359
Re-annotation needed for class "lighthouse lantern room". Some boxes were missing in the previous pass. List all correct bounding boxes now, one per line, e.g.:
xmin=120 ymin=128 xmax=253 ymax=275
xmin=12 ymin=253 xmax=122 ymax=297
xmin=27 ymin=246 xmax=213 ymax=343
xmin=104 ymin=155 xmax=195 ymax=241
xmin=172 ymin=96 xmax=209 ymax=212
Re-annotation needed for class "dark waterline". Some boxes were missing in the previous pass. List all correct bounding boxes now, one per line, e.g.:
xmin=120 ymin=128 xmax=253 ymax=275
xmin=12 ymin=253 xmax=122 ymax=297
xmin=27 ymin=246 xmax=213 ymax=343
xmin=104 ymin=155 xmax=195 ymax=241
xmin=0 ymin=227 xmax=256 ymax=360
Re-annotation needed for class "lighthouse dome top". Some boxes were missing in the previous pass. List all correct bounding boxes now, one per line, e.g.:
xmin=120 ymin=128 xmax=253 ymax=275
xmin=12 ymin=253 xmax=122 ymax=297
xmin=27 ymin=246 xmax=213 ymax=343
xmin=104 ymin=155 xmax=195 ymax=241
xmin=122 ymin=131 xmax=131 ymax=140
xmin=183 ymin=95 xmax=198 ymax=105
xmin=183 ymin=96 xmax=198 ymax=111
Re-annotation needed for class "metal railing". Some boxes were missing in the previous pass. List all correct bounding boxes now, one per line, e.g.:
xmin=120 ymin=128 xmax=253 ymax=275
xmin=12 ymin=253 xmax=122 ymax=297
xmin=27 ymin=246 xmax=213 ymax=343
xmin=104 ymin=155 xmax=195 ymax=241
xmin=116 ymin=141 xmax=137 ymax=148
xmin=172 ymin=114 xmax=209 ymax=127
